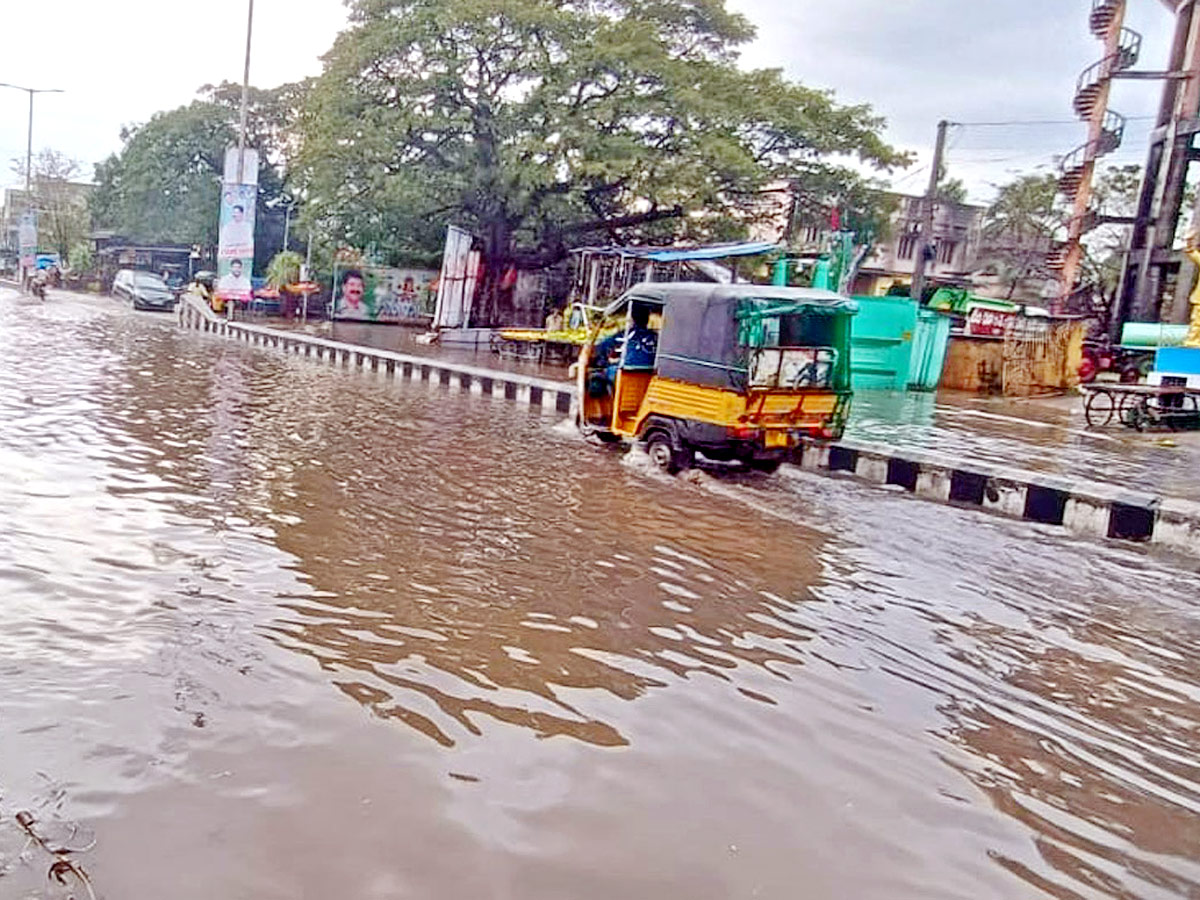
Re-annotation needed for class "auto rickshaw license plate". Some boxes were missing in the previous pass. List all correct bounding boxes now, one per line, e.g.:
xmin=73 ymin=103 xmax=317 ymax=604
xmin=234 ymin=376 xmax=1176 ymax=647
xmin=765 ymin=430 xmax=789 ymax=448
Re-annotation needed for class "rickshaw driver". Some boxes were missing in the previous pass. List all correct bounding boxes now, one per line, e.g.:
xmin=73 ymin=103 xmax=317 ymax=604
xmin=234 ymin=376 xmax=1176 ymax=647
xmin=590 ymin=303 xmax=658 ymax=396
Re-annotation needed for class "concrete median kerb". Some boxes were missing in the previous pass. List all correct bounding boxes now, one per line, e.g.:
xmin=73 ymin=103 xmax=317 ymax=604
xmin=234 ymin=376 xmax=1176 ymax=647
xmin=176 ymin=298 xmax=575 ymax=422
xmin=175 ymin=302 xmax=1200 ymax=556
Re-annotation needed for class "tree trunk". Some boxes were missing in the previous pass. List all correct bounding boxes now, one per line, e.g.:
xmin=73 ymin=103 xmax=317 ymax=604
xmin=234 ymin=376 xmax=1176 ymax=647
xmin=474 ymin=216 xmax=513 ymax=328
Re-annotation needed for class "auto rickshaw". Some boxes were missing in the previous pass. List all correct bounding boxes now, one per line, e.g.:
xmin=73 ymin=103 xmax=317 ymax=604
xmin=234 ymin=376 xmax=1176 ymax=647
xmin=575 ymin=283 xmax=856 ymax=473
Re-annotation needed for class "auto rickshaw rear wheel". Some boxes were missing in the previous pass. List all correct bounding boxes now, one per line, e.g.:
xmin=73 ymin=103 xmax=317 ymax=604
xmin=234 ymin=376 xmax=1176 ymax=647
xmin=645 ymin=432 xmax=692 ymax=474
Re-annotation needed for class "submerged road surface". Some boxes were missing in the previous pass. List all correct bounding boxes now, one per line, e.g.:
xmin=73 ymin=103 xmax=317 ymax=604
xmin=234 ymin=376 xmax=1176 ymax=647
xmin=1 ymin=288 xmax=1199 ymax=900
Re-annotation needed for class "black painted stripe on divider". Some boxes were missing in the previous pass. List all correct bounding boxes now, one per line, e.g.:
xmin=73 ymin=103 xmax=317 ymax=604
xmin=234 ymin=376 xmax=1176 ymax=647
xmin=529 ymin=386 xmax=543 ymax=406
xmin=504 ymin=382 xmax=517 ymax=400
xmin=828 ymin=446 xmax=858 ymax=473
xmin=1109 ymin=503 xmax=1156 ymax=542
xmin=1024 ymin=485 xmax=1068 ymax=526
xmin=556 ymin=392 xmax=572 ymax=413
xmin=886 ymin=458 xmax=919 ymax=492
xmin=949 ymin=470 xmax=987 ymax=505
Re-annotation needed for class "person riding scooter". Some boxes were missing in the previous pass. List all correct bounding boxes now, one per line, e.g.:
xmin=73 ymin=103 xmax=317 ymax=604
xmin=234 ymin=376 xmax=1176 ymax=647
xmin=29 ymin=268 xmax=48 ymax=301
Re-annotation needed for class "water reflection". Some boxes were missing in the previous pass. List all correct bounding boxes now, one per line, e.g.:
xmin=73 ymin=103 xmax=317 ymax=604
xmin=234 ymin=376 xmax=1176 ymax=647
xmin=91 ymin=316 xmax=828 ymax=750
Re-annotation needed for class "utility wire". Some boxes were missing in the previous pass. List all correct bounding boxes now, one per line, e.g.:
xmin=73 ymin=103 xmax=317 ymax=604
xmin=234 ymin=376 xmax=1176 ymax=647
xmin=952 ymin=116 xmax=1157 ymax=127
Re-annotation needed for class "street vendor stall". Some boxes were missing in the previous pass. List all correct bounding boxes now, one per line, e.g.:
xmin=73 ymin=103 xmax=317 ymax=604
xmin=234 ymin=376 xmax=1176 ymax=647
xmin=490 ymin=302 xmax=604 ymax=364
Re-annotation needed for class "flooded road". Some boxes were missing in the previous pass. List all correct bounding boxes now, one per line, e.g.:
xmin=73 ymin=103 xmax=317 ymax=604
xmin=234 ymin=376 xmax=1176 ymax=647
xmin=2 ymin=288 xmax=1199 ymax=900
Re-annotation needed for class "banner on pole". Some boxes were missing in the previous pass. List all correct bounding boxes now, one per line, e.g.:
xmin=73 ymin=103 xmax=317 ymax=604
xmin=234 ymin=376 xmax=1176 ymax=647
xmin=18 ymin=211 xmax=37 ymax=270
xmin=216 ymin=147 xmax=259 ymax=305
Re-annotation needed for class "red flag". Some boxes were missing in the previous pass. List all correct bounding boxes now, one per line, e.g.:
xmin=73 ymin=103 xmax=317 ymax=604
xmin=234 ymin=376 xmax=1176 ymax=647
xmin=830 ymin=207 xmax=841 ymax=231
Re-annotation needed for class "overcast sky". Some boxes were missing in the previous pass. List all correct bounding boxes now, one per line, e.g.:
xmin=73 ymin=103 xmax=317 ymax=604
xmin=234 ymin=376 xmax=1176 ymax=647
xmin=0 ymin=0 xmax=1182 ymax=204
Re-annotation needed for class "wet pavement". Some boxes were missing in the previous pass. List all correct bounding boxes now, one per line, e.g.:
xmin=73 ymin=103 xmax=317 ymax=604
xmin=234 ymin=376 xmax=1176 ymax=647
xmin=847 ymin=390 xmax=1200 ymax=502
xmin=2 ymin=287 xmax=1199 ymax=899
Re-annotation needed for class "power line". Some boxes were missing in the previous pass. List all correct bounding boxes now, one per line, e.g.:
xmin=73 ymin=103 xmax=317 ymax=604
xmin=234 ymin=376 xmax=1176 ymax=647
xmin=952 ymin=116 xmax=1157 ymax=127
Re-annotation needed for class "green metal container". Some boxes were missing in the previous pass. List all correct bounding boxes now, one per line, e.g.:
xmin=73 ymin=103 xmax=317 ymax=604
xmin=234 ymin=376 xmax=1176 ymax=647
xmin=850 ymin=296 xmax=918 ymax=390
xmin=908 ymin=309 xmax=952 ymax=391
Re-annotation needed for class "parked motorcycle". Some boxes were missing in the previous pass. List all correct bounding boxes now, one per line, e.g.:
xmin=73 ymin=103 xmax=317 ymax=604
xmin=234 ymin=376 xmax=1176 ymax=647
xmin=1079 ymin=337 xmax=1153 ymax=384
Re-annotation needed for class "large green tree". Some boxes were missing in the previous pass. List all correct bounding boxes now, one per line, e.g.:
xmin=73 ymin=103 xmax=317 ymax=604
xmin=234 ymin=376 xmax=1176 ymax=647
xmin=298 ymin=0 xmax=907 ymax=323
xmin=90 ymin=83 xmax=300 ymax=266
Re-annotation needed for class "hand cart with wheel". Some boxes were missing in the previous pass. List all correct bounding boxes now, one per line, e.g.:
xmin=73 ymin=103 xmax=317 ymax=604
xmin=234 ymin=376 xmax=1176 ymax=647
xmin=1081 ymin=383 xmax=1200 ymax=431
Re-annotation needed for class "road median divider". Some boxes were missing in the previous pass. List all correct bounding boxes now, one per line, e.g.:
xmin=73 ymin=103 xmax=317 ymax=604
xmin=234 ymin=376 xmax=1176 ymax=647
xmin=177 ymin=295 xmax=574 ymax=416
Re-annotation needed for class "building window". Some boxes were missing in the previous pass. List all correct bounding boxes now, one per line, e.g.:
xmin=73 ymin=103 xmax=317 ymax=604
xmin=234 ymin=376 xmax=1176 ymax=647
xmin=937 ymin=241 xmax=958 ymax=266
xmin=897 ymin=235 xmax=917 ymax=260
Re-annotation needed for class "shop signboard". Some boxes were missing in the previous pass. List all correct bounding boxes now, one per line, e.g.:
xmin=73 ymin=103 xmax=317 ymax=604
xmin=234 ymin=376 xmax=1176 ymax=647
xmin=966 ymin=306 xmax=1015 ymax=338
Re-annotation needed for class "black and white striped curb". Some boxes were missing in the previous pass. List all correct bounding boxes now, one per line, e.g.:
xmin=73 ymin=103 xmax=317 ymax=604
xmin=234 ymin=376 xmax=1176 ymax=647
xmin=178 ymin=296 xmax=574 ymax=414
xmin=179 ymin=297 xmax=1200 ymax=556
xmin=795 ymin=438 xmax=1199 ymax=555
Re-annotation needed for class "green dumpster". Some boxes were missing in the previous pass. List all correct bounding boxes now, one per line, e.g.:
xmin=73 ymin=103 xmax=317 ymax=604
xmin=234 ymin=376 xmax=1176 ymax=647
xmin=908 ymin=309 xmax=952 ymax=391
xmin=850 ymin=296 xmax=918 ymax=390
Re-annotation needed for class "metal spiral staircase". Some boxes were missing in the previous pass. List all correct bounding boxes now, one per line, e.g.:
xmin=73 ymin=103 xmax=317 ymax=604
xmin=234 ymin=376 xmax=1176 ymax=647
xmin=1052 ymin=0 xmax=1141 ymax=276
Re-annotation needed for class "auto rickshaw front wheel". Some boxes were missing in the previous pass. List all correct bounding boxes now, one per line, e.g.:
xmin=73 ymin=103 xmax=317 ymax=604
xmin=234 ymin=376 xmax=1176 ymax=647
xmin=644 ymin=431 xmax=693 ymax=474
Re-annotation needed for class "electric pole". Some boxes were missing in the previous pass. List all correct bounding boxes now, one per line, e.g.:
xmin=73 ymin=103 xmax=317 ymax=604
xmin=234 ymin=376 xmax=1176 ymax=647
xmin=911 ymin=119 xmax=950 ymax=304
xmin=237 ymin=0 xmax=255 ymax=183
xmin=0 ymin=83 xmax=64 ymax=286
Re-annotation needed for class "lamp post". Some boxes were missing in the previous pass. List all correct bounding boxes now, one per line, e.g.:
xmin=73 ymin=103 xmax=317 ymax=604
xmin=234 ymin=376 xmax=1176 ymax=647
xmin=236 ymin=0 xmax=255 ymax=184
xmin=0 ymin=83 xmax=63 ymax=285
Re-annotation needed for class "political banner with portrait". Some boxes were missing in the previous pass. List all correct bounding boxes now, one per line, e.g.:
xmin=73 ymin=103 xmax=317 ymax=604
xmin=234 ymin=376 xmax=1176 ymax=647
xmin=216 ymin=147 xmax=259 ymax=304
xmin=332 ymin=266 xmax=438 ymax=322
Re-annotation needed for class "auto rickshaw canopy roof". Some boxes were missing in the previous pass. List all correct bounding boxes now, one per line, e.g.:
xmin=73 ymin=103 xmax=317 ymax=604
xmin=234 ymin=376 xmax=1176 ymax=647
xmin=601 ymin=283 xmax=857 ymax=318
xmin=602 ymin=283 xmax=857 ymax=390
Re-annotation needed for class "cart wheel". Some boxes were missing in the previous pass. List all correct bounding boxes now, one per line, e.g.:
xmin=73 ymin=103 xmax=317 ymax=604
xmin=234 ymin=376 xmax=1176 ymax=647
xmin=1084 ymin=390 xmax=1115 ymax=427
xmin=1124 ymin=397 xmax=1149 ymax=432
xmin=1118 ymin=393 xmax=1142 ymax=428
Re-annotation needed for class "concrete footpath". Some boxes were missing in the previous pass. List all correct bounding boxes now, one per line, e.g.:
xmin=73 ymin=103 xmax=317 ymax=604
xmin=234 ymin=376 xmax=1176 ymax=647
xmin=179 ymin=297 xmax=1200 ymax=556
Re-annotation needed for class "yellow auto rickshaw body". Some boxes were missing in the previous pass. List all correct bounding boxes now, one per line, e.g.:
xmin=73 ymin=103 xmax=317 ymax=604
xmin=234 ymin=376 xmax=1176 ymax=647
xmin=576 ymin=283 xmax=856 ymax=471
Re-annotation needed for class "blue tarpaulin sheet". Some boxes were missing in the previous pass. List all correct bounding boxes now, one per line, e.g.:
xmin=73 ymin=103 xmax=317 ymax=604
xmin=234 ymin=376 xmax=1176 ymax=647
xmin=578 ymin=241 xmax=781 ymax=262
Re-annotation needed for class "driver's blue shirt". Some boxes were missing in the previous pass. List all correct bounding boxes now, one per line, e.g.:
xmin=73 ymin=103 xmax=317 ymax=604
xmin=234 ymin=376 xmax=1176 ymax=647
xmin=623 ymin=326 xmax=658 ymax=368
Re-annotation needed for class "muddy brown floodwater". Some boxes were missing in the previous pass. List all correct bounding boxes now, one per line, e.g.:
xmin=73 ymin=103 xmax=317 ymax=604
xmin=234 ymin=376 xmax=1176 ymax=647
xmin=1 ymin=289 xmax=1199 ymax=900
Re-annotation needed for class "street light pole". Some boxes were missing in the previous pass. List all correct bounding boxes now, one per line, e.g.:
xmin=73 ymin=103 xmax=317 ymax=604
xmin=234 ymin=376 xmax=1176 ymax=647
xmin=25 ymin=90 xmax=33 ymax=196
xmin=237 ymin=0 xmax=255 ymax=183
xmin=0 ymin=83 xmax=64 ymax=285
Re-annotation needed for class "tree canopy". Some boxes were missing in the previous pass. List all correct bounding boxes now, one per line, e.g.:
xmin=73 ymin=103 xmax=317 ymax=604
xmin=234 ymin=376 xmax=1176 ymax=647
xmin=298 ymin=0 xmax=907 ymax=321
xmin=90 ymin=84 xmax=298 ymax=268
xmin=980 ymin=173 xmax=1064 ymax=300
